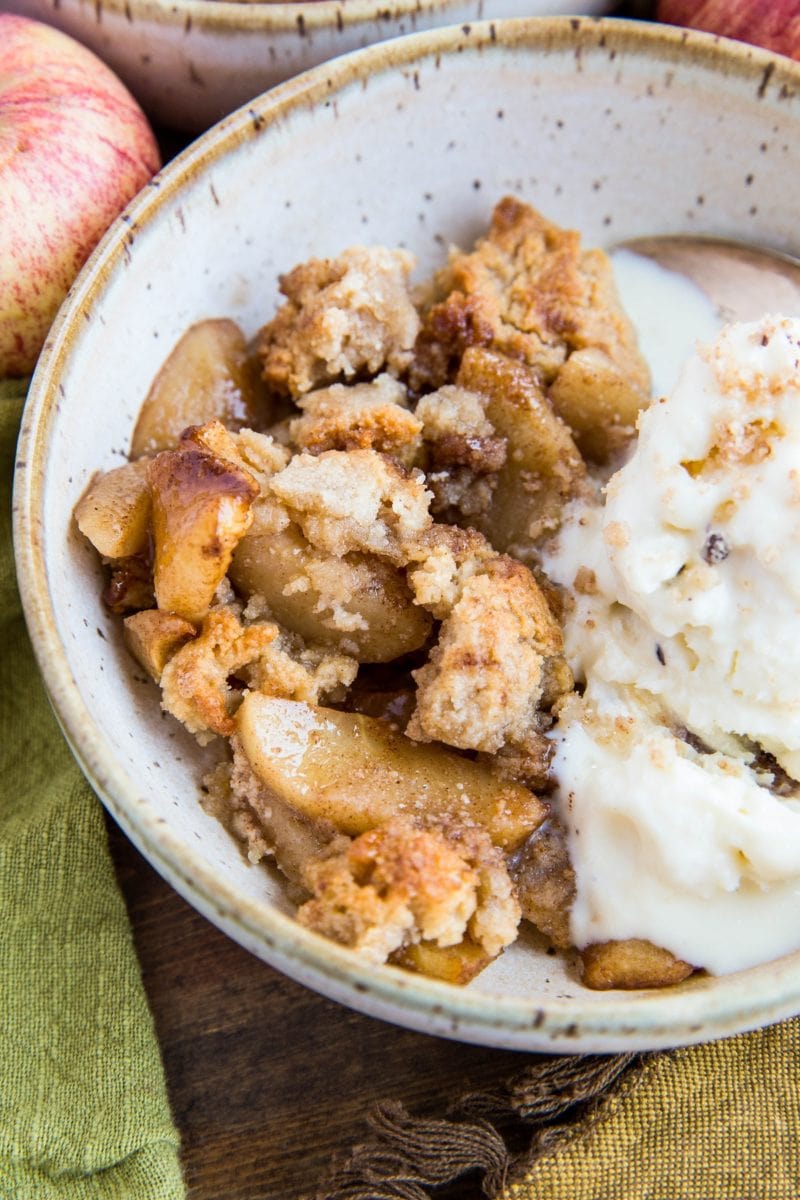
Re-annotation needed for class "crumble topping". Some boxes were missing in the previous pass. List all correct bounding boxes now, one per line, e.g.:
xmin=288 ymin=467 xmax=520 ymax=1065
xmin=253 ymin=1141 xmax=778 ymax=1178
xmin=296 ymin=818 xmax=520 ymax=965
xmin=409 ymin=195 xmax=649 ymax=461
xmin=289 ymin=374 xmax=422 ymax=458
xmin=269 ymin=448 xmax=433 ymax=563
xmin=407 ymin=559 xmax=568 ymax=754
xmin=257 ymin=245 xmax=420 ymax=397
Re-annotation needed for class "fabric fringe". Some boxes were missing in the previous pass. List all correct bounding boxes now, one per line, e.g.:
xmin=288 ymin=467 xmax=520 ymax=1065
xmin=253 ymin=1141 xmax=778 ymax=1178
xmin=316 ymin=1052 xmax=643 ymax=1200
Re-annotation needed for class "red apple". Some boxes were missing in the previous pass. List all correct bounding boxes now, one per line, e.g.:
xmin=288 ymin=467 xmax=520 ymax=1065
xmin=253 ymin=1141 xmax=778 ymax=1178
xmin=657 ymin=1 xmax=800 ymax=60
xmin=0 ymin=14 xmax=161 ymax=377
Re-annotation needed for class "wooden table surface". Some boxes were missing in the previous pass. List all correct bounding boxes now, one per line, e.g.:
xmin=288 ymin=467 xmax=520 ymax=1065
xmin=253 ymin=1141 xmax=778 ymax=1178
xmin=106 ymin=814 xmax=532 ymax=1200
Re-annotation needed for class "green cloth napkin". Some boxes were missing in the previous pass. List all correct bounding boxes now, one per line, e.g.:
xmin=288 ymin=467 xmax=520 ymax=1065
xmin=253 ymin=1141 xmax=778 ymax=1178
xmin=0 ymin=380 xmax=185 ymax=1199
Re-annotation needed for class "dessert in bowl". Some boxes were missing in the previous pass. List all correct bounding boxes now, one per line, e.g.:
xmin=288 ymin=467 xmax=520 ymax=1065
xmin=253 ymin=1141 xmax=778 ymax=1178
xmin=14 ymin=16 xmax=800 ymax=1051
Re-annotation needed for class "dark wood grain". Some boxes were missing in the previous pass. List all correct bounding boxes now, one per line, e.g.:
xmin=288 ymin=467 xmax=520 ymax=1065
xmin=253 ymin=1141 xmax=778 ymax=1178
xmin=107 ymin=815 xmax=531 ymax=1200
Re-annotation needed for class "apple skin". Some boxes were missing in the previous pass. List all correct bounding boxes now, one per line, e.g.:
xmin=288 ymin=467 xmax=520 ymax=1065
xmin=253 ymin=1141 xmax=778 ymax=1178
xmin=0 ymin=14 xmax=161 ymax=378
xmin=657 ymin=1 xmax=800 ymax=59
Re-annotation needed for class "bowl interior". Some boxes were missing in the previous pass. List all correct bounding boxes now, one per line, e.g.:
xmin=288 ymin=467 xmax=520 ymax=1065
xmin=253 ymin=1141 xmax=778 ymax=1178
xmin=15 ymin=17 xmax=800 ymax=1051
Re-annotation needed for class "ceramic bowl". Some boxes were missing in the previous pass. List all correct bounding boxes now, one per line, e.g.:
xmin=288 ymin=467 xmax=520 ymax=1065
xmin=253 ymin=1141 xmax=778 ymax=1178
xmin=14 ymin=17 xmax=800 ymax=1052
xmin=4 ymin=0 xmax=612 ymax=133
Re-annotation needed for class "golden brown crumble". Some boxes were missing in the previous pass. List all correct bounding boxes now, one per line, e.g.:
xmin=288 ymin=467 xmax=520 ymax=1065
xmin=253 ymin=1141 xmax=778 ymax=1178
xmin=257 ymin=246 xmax=420 ymax=397
xmin=410 ymin=196 xmax=649 ymax=461
xmin=269 ymin=448 xmax=432 ymax=563
xmin=296 ymin=817 xmax=520 ymax=966
xmin=407 ymin=558 xmax=570 ymax=754
xmin=289 ymin=375 xmax=422 ymax=458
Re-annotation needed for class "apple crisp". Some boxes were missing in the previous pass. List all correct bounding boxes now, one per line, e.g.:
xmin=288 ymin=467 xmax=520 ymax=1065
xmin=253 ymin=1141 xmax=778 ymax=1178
xmin=76 ymin=196 xmax=665 ymax=989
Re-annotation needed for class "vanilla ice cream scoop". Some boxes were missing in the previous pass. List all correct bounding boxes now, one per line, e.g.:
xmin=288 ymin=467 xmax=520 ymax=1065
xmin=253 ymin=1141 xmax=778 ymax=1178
xmin=543 ymin=315 xmax=800 ymax=973
xmin=550 ymin=682 xmax=800 ymax=974
xmin=552 ymin=315 xmax=800 ymax=780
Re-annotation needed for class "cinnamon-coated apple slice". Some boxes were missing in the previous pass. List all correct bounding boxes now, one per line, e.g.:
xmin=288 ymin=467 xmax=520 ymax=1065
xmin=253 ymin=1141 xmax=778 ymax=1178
xmin=230 ymin=523 xmax=433 ymax=663
xmin=236 ymin=693 xmax=547 ymax=851
xmin=148 ymin=443 xmax=258 ymax=623
xmin=131 ymin=319 xmax=270 ymax=457
xmin=74 ymin=457 xmax=152 ymax=559
xmin=122 ymin=609 xmax=197 ymax=681
xmin=580 ymin=939 xmax=694 ymax=990
xmin=456 ymin=348 xmax=588 ymax=549
xmin=393 ymin=939 xmax=493 ymax=984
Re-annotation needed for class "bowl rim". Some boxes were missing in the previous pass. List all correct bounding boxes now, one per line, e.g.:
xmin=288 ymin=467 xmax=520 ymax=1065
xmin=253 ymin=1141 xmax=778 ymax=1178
xmin=62 ymin=0 xmax=553 ymax=34
xmin=14 ymin=15 xmax=800 ymax=1052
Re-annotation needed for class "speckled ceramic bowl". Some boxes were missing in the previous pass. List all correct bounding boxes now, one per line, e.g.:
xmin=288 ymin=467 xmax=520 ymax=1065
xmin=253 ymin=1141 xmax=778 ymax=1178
xmin=4 ymin=0 xmax=612 ymax=133
xmin=14 ymin=17 xmax=800 ymax=1052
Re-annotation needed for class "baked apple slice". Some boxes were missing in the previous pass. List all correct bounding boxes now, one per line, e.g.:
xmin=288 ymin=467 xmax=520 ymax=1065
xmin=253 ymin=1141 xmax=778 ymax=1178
xmin=131 ymin=318 xmax=269 ymax=457
xmin=236 ymin=693 xmax=547 ymax=851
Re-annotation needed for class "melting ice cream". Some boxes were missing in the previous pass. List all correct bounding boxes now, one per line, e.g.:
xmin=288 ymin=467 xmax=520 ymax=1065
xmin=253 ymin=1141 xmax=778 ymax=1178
xmin=545 ymin=315 xmax=800 ymax=974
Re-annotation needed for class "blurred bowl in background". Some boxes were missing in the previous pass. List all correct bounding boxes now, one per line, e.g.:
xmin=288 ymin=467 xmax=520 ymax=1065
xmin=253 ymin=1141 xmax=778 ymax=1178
xmin=4 ymin=0 xmax=613 ymax=132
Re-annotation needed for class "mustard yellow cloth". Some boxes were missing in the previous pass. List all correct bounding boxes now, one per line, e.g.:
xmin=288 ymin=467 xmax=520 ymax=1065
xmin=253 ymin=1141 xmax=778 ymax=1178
xmin=1 ymin=381 xmax=185 ymax=1199
xmin=507 ymin=1020 xmax=800 ymax=1198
